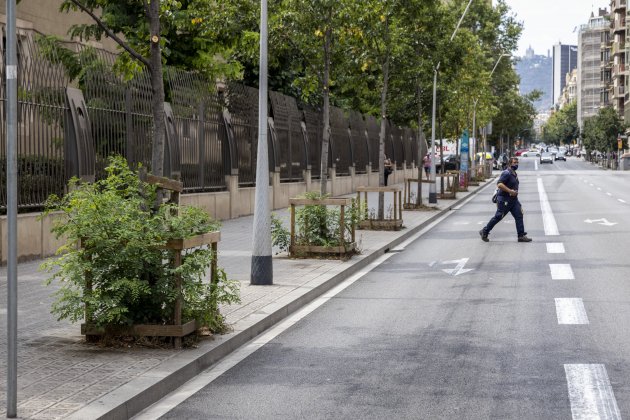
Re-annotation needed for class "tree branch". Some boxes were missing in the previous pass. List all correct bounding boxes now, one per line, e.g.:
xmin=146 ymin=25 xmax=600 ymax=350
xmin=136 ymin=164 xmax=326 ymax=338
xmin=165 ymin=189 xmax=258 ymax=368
xmin=67 ymin=0 xmax=150 ymax=68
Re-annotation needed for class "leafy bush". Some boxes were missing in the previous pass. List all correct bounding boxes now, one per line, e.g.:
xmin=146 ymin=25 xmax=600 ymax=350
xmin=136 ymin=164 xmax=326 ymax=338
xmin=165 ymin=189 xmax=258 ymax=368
xmin=41 ymin=156 xmax=240 ymax=332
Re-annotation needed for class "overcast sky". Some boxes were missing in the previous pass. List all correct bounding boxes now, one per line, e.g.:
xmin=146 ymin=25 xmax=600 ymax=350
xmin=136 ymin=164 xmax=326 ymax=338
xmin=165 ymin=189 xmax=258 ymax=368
xmin=502 ymin=0 xmax=608 ymax=57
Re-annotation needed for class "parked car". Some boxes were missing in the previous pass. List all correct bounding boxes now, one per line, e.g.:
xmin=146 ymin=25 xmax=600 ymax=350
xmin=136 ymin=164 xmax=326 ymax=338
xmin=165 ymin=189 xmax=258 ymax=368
xmin=436 ymin=154 xmax=459 ymax=171
xmin=555 ymin=152 xmax=566 ymax=161
xmin=540 ymin=152 xmax=554 ymax=164
xmin=521 ymin=150 xmax=541 ymax=157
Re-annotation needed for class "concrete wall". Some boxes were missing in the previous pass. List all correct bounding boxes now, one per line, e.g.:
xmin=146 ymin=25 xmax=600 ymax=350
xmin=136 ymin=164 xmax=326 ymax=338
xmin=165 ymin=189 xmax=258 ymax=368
xmin=1 ymin=166 xmax=417 ymax=264
xmin=0 ymin=0 xmax=119 ymax=51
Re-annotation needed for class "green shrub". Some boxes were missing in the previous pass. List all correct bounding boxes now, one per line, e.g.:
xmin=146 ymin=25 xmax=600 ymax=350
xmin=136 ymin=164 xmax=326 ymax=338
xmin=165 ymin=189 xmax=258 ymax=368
xmin=41 ymin=156 xmax=240 ymax=333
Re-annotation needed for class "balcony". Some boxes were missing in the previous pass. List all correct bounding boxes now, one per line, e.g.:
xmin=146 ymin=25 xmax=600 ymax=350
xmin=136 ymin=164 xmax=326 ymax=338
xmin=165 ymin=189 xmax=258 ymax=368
xmin=612 ymin=41 xmax=626 ymax=55
xmin=613 ymin=0 xmax=626 ymax=12
xmin=613 ymin=63 xmax=627 ymax=76
xmin=614 ymin=18 xmax=627 ymax=33
xmin=614 ymin=85 xmax=626 ymax=98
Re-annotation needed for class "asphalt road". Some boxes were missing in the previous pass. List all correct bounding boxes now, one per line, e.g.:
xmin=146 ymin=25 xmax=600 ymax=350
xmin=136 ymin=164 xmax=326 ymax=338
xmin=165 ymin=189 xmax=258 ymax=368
xmin=144 ymin=157 xmax=630 ymax=419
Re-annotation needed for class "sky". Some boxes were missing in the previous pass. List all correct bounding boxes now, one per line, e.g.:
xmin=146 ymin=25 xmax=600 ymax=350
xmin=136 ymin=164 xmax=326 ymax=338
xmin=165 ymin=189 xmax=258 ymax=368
xmin=501 ymin=0 xmax=608 ymax=57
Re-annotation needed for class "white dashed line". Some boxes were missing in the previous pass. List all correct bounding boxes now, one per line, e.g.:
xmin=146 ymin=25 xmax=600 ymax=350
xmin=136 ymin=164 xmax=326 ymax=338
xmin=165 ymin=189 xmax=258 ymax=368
xmin=546 ymin=243 xmax=565 ymax=254
xmin=555 ymin=298 xmax=589 ymax=324
xmin=619 ymin=199 xmax=626 ymax=204
xmin=537 ymin=178 xmax=559 ymax=236
xmin=564 ymin=364 xmax=621 ymax=420
xmin=550 ymin=264 xmax=575 ymax=280
xmin=534 ymin=160 xmax=539 ymax=171
xmin=606 ymin=193 xmax=612 ymax=196
xmin=597 ymin=187 xmax=602 ymax=191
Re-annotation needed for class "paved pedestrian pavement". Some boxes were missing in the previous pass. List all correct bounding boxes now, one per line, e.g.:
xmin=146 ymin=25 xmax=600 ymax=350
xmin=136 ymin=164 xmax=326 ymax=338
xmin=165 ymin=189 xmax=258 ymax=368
xmin=0 ymin=176 xmax=495 ymax=419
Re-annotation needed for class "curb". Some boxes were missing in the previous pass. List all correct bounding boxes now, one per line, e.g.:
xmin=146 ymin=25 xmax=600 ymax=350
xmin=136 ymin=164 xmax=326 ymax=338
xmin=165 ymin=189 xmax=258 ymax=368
xmin=68 ymin=178 xmax=496 ymax=420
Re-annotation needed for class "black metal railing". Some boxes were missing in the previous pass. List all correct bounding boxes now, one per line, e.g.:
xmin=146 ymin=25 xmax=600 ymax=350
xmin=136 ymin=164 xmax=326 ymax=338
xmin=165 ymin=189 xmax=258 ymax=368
xmin=348 ymin=110 xmax=370 ymax=173
xmin=330 ymin=106 xmax=352 ymax=176
xmin=0 ymin=30 xmax=67 ymax=212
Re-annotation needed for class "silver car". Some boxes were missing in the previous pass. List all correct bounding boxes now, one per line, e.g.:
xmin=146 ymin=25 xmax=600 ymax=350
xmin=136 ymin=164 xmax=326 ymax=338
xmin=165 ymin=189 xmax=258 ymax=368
xmin=540 ymin=152 xmax=553 ymax=164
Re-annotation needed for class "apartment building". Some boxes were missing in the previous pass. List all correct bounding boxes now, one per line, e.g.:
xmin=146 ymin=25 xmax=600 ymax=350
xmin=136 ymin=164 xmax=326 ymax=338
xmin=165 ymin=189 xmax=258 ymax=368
xmin=609 ymin=0 xmax=627 ymax=120
xmin=559 ymin=69 xmax=578 ymax=109
xmin=577 ymin=9 xmax=610 ymax=130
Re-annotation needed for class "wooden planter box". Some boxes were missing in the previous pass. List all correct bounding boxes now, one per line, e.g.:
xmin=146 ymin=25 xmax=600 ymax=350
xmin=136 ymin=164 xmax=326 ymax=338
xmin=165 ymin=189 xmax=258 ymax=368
xmin=437 ymin=173 xmax=457 ymax=199
xmin=81 ymin=320 xmax=197 ymax=337
xmin=289 ymin=197 xmax=356 ymax=259
xmin=355 ymin=186 xmax=404 ymax=231
xmin=82 ymin=174 xmax=221 ymax=348
xmin=290 ymin=242 xmax=357 ymax=257
xmin=402 ymin=178 xmax=435 ymax=210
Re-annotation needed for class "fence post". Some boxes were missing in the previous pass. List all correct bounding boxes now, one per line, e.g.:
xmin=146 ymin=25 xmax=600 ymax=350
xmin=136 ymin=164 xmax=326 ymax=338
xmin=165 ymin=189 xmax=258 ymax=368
xmin=198 ymin=100 xmax=206 ymax=189
xmin=125 ymin=87 xmax=134 ymax=164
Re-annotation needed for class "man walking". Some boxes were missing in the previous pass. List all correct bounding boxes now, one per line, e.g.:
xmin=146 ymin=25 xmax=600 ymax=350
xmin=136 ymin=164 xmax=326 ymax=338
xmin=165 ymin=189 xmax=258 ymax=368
xmin=479 ymin=157 xmax=532 ymax=242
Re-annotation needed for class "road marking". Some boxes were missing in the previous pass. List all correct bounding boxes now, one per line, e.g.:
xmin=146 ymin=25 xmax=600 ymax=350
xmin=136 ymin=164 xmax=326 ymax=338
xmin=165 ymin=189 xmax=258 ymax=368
xmin=606 ymin=192 xmax=612 ymax=196
xmin=597 ymin=187 xmax=602 ymax=191
xmin=564 ymin=364 xmax=621 ymax=420
xmin=546 ymin=243 xmax=565 ymax=254
xmin=585 ymin=218 xmax=618 ymax=227
xmin=550 ymin=264 xmax=575 ymax=280
xmin=619 ymin=199 xmax=626 ymax=204
xmin=555 ymin=298 xmax=589 ymax=324
xmin=440 ymin=258 xmax=473 ymax=276
xmin=589 ymin=183 xmax=594 ymax=187
xmin=534 ymin=160 xmax=538 ymax=171
xmin=537 ymin=178 xmax=559 ymax=235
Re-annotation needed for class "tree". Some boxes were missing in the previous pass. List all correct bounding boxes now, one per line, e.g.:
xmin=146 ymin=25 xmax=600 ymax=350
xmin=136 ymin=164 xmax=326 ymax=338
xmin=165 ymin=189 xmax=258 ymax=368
xmin=582 ymin=107 xmax=625 ymax=153
xmin=543 ymin=101 xmax=578 ymax=145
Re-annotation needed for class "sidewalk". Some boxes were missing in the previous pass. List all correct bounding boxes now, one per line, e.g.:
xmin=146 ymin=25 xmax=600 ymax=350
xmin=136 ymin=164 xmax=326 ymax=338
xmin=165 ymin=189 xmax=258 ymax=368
xmin=0 ymin=176 xmax=495 ymax=420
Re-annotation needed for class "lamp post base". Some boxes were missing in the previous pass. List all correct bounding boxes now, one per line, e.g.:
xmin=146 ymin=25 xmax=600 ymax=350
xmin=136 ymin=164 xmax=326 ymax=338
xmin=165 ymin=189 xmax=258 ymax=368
xmin=250 ymin=255 xmax=273 ymax=285
xmin=429 ymin=192 xmax=437 ymax=204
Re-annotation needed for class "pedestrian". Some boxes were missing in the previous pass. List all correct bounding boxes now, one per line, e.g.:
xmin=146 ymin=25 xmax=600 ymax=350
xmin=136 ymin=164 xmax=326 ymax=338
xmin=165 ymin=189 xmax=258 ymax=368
xmin=384 ymin=156 xmax=393 ymax=186
xmin=422 ymin=153 xmax=431 ymax=180
xmin=479 ymin=157 xmax=532 ymax=243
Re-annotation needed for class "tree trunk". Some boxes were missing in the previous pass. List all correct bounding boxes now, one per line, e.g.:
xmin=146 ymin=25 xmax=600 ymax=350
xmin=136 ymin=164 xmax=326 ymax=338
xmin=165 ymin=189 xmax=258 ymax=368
xmin=377 ymin=20 xmax=391 ymax=220
xmin=148 ymin=0 xmax=166 ymax=179
xmin=319 ymin=22 xmax=332 ymax=197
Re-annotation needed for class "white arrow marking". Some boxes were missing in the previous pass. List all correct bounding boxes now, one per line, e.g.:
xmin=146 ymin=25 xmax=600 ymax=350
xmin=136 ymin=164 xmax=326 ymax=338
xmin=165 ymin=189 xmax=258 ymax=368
xmin=584 ymin=218 xmax=618 ymax=226
xmin=440 ymin=258 xmax=473 ymax=276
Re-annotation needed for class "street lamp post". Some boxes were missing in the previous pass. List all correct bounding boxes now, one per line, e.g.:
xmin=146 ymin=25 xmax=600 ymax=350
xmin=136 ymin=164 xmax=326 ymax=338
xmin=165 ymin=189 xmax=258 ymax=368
xmin=429 ymin=0 xmax=474 ymax=204
xmin=250 ymin=0 xmax=272 ymax=285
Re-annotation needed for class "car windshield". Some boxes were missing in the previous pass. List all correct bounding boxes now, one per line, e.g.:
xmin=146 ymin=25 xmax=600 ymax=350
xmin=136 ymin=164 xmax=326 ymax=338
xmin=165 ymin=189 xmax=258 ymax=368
xmin=542 ymin=152 xmax=552 ymax=157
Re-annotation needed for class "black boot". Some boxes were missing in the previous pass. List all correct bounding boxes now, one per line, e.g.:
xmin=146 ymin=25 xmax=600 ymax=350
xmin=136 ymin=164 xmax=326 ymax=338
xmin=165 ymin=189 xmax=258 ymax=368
xmin=479 ymin=229 xmax=489 ymax=242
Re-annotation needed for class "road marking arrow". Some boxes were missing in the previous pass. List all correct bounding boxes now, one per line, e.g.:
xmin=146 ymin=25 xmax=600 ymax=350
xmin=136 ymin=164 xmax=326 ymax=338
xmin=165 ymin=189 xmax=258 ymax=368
xmin=584 ymin=218 xmax=617 ymax=226
xmin=440 ymin=258 xmax=473 ymax=276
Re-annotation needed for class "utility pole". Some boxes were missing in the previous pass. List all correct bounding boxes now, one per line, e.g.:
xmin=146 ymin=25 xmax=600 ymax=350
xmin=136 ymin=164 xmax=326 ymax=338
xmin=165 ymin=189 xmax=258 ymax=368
xmin=250 ymin=0 xmax=273 ymax=285
xmin=6 ymin=0 xmax=19 ymax=416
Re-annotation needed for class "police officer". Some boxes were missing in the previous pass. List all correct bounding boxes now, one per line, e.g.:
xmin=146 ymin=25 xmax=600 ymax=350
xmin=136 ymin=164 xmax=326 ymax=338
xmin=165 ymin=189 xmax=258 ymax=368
xmin=479 ymin=157 xmax=532 ymax=243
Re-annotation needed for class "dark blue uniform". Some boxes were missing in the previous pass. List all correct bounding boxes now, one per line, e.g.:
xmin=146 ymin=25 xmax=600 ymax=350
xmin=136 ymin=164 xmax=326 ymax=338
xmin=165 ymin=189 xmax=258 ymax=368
xmin=482 ymin=168 xmax=526 ymax=238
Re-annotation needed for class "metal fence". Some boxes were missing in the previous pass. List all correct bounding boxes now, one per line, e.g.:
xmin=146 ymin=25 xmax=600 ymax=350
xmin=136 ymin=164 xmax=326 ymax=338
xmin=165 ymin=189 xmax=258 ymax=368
xmin=0 ymin=28 xmax=426 ymax=213
xmin=0 ymin=30 xmax=68 ymax=212
xmin=330 ymin=106 xmax=352 ymax=176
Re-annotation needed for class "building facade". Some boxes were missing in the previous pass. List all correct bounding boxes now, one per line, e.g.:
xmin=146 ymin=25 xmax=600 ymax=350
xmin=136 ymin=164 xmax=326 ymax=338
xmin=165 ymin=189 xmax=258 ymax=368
xmin=553 ymin=43 xmax=578 ymax=107
xmin=609 ymin=0 xmax=627 ymax=120
xmin=559 ymin=69 xmax=578 ymax=109
xmin=577 ymin=9 xmax=610 ymax=131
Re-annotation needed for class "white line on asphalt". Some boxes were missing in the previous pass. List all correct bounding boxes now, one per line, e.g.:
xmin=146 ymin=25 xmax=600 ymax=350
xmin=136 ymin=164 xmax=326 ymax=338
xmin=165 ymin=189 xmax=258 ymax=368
xmin=564 ymin=364 xmax=621 ymax=420
xmin=550 ymin=264 xmax=575 ymax=280
xmin=546 ymin=243 xmax=565 ymax=254
xmin=534 ymin=160 xmax=538 ymax=171
xmin=606 ymin=192 xmax=612 ymax=196
xmin=537 ymin=178 xmax=560 ymax=236
xmin=619 ymin=199 xmax=627 ymax=203
xmin=555 ymin=298 xmax=589 ymax=324
xmin=589 ymin=183 xmax=594 ymax=187
xmin=597 ymin=187 xmax=602 ymax=191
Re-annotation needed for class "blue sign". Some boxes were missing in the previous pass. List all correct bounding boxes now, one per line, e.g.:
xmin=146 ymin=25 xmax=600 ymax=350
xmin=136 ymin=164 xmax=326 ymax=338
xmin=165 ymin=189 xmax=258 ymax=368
xmin=459 ymin=130 xmax=469 ymax=188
